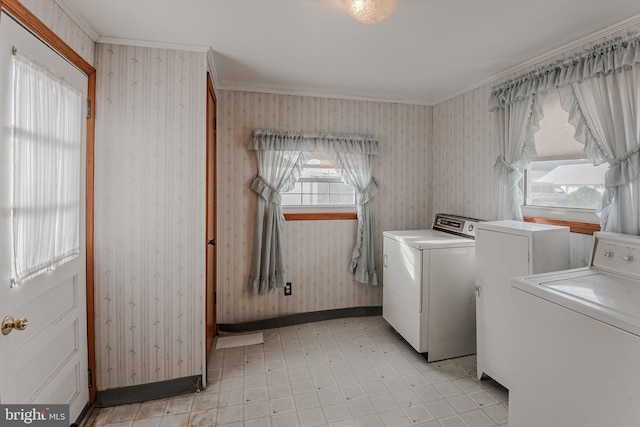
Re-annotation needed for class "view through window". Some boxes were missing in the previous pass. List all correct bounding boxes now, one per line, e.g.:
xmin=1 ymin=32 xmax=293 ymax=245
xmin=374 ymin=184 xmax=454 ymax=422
xmin=282 ymin=152 xmax=356 ymax=207
xmin=526 ymin=91 xmax=606 ymax=210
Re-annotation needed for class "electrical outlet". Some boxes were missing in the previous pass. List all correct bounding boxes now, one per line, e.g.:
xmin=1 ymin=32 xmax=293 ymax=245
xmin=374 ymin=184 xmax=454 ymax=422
xmin=284 ymin=282 xmax=292 ymax=296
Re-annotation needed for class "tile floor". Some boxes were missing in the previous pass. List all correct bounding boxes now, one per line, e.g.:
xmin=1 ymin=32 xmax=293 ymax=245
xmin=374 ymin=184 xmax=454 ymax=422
xmin=87 ymin=316 xmax=508 ymax=427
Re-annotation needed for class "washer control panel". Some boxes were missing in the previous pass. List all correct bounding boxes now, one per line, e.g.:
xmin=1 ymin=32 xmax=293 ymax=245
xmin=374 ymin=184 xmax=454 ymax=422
xmin=592 ymin=232 xmax=640 ymax=278
xmin=432 ymin=213 xmax=482 ymax=239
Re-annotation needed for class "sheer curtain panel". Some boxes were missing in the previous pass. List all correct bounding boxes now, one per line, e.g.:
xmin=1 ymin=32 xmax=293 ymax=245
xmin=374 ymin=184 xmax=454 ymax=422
xmin=248 ymin=130 xmax=379 ymax=294
xmin=10 ymin=52 xmax=82 ymax=286
xmin=247 ymin=143 xmax=305 ymax=294
xmin=559 ymin=65 xmax=640 ymax=233
xmin=493 ymin=96 xmax=542 ymax=220
xmin=333 ymin=152 xmax=379 ymax=285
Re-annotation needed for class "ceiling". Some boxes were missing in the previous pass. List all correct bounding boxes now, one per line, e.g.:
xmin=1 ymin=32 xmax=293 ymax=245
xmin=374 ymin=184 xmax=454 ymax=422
xmin=58 ymin=0 xmax=640 ymax=105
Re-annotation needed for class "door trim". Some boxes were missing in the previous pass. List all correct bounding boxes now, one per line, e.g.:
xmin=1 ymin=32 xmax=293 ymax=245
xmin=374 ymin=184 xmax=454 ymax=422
xmin=205 ymin=72 xmax=217 ymax=365
xmin=0 ymin=0 xmax=97 ymax=402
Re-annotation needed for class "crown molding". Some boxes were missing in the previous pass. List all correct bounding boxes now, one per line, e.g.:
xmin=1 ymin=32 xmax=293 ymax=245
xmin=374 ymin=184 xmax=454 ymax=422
xmin=53 ymin=1 xmax=208 ymax=53
xmin=212 ymin=83 xmax=432 ymax=106
xmin=431 ymin=12 xmax=640 ymax=106
xmin=54 ymin=0 xmax=99 ymax=41
xmin=206 ymin=49 xmax=222 ymax=92
xmin=97 ymin=36 xmax=209 ymax=53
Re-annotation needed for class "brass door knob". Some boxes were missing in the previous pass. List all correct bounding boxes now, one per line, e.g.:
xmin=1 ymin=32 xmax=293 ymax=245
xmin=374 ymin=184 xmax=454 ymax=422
xmin=1 ymin=316 xmax=28 ymax=335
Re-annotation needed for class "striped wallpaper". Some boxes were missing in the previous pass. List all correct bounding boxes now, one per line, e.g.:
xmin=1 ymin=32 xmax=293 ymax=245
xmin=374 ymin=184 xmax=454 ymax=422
xmin=21 ymin=0 xmax=95 ymax=65
xmin=432 ymin=85 xmax=498 ymax=223
xmin=217 ymin=92 xmax=432 ymax=324
xmin=93 ymin=44 xmax=207 ymax=390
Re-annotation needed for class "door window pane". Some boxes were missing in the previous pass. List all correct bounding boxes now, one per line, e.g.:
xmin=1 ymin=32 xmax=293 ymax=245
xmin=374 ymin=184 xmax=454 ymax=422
xmin=10 ymin=52 xmax=82 ymax=286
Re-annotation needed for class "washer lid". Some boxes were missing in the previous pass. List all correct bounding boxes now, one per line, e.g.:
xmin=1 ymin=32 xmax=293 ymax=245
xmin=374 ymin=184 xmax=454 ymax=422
xmin=512 ymin=268 xmax=640 ymax=337
xmin=382 ymin=229 xmax=475 ymax=249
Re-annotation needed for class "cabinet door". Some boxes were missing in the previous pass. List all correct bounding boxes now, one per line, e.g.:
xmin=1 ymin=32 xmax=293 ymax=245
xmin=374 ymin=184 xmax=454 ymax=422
xmin=476 ymin=229 xmax=529 ymax=387
xmin=428 ymin=246 xmax=476 ymax=361
xmin=383 ymin=236 xmax=422 ymax=312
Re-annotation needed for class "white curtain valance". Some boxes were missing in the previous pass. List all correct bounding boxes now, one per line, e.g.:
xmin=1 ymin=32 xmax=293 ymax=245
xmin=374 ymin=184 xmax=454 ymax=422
xmin=249 ymin=130 xmax=379 ymax=155
xmin=490 ymin=31 xmax=640 ymax=112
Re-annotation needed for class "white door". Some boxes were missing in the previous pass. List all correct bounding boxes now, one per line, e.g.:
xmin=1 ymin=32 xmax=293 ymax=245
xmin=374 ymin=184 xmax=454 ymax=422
xmin=0 ymin=12 xmax=89 ymax=422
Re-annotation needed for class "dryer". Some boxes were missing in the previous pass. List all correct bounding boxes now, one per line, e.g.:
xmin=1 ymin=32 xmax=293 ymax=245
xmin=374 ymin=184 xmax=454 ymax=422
xmin=382 ymin=213 xmax=482 ymax=362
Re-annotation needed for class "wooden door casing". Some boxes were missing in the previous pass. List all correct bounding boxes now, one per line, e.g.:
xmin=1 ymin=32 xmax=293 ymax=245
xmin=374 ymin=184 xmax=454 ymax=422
xmin=205 ymin=73 xmax=217 ymax=364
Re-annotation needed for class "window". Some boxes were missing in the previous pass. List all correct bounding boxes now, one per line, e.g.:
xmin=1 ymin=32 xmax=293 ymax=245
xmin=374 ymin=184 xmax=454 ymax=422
xmin=282 ymin=152 xmax=356 ymax=208
xmin=525 ymin=91 xmax=606 ymax=211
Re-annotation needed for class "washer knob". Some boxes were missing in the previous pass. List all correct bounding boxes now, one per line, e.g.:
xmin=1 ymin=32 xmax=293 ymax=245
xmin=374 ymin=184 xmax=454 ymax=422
xmin=604 ymin=250 xmax=614 ymax=259
xmin=623 ymin=254 xmax=634 ymax=263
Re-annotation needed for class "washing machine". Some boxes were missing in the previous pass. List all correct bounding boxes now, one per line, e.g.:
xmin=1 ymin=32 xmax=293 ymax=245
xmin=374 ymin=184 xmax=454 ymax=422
xmin=510 ymin=231 xmax=640 ymax=427
xmin=382 ymin=213 xmax=482 ymax=362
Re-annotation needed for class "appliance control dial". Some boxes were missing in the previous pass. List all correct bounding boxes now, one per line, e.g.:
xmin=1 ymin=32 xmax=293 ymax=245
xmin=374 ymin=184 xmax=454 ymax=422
xmin=604 ymin=250 xmax=614 ymax=259
xmin=623 ymin=253 xmax=634 ymax=263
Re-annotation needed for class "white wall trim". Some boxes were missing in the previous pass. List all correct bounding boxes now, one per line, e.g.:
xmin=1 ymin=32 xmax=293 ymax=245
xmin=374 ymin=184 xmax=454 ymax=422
xmin=212 ymin=83 xmax=432 ymax=106
xmin=206 ymin=49 xmax=221 ymax=94
xmin=97 ymin=36 xmax=209 ymax=53
xmin=54 ymin=0 xmax=99 ymax=41
xmin=431 ymin=13 xmax=640 ymax=106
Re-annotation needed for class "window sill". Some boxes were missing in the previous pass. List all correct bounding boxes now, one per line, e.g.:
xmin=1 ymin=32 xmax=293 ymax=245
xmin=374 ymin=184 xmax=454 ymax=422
xmin=283 ymin=206 xmax=357 ymax=221
xmin=522 ymin=206 xmax=601 ymax=235
xmin=523 ymin=216 xmax=600 ymax=235
xmin=284 ymin=212 xmax=357 ymax=221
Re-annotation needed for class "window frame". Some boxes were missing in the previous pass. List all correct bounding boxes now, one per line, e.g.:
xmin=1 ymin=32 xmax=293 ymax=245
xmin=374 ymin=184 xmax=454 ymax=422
xmin=522 ymin=169 xmax=601 ymax=234
xmin=10 ymin=50 xmax=84 ymax=285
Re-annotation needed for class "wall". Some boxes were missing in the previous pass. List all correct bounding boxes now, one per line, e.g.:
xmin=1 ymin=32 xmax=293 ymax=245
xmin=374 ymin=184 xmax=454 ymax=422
xmin=432 ymin=86 xmax=497 ymax=223
xmin=218 ymin=91 xmax=432 ymax=324
xmin=93 ymin=43 xmax=206 ymax=390
xmin=20 ymin=0 xmax=94 ymax=65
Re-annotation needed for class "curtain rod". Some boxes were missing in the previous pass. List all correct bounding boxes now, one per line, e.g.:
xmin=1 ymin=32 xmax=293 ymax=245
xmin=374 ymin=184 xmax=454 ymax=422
xmin=252 ymin=129 xmax=377 ymax=142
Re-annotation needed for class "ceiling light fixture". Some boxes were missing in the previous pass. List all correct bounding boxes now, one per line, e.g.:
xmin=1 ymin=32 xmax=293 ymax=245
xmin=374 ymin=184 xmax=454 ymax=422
xmin=346 ymin=0 xmax=397 ymax=24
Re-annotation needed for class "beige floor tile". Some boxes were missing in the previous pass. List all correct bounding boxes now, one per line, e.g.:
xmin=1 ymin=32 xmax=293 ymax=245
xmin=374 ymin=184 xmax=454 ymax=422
xmin=86 ymin=316 xmax=508 ymax=427
xmin=136 ymin=400 xmax=167 ymax=419
xmin=107 ymin=404 xmax=141 ymax=423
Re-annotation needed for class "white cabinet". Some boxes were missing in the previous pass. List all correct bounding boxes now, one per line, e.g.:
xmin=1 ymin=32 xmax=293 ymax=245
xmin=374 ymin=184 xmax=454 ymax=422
xmin=475 ymin=220 xmax=569 ymax=388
